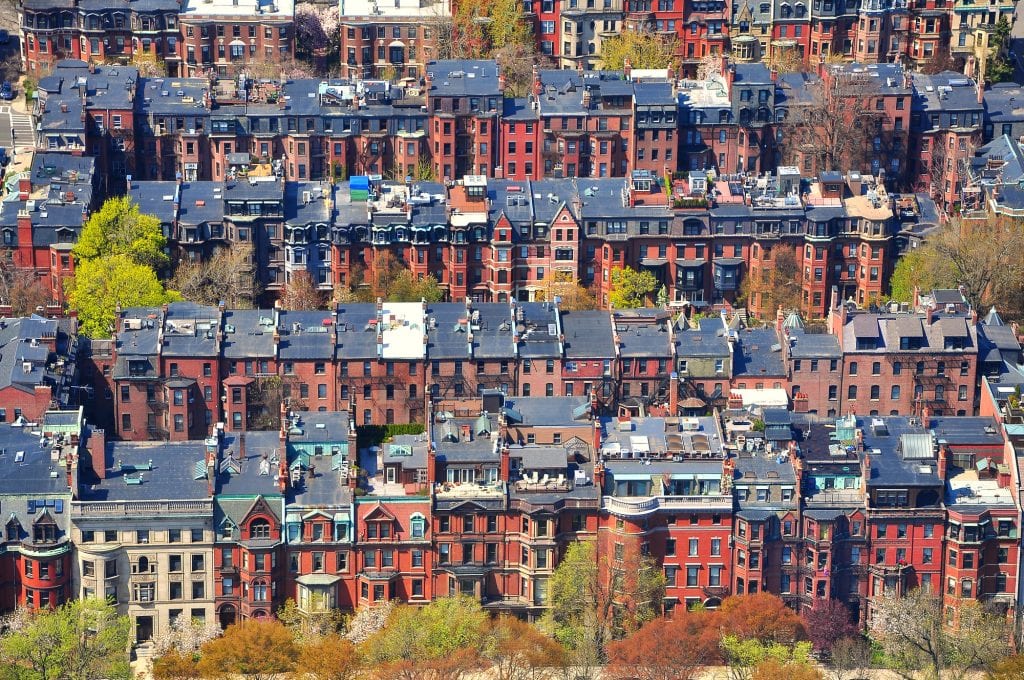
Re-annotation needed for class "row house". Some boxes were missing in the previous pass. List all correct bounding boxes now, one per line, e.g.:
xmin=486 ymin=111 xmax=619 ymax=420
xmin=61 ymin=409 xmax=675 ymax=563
xmin=20 ymin=0 xmax=179 ymax=75
xmin=959 ymin=133 xmax=1024 ymax=219
xmin=0 ymin=317 xmax=79 ymax=422
xmin=211 ymin=427 xmax=287 ymax=627
xmin=282 ymin=411 xmax=358 ymax=612
xmin=73 ymin=437 xmax=216 ymax=644
xmin=337 ymin=0 xmax=447 ymax=80
xmin=0 ymin=410 xmax=81 ymax=612
xmin=827 ymin=293 xmax=980 ymax=417
xmin=35 ymin=61 xmax=137 ymax=193
xmin=910 ymin=72 xmax=985 ymax=211
xmin=177 ymin=0 xmax=294 ymax=77
xmin=596 ymin=414 xmax=735 ymax=613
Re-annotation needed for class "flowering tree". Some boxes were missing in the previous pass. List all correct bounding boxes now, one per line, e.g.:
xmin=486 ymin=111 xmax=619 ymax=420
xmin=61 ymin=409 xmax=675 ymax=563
xmin=294 ymin=3 xmax=339 ymax=54
xmin=152 ymin=614 xmax=223 ymax=655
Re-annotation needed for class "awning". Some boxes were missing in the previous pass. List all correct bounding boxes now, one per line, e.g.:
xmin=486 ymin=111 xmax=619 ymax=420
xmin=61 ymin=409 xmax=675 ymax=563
xmin=295 ymin=574 xmax=342 ymax=586
xmin=333 ymin=512 xmax=350 ymax=523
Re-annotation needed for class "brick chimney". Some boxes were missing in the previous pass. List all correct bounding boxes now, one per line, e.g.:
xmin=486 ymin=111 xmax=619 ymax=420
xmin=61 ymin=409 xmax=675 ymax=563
xmin=86 ymin=426 xmax=107 ymax=480
xmin=17 ymin=176 xmax=29 ymax=200
xmin=427 ymin=445 xmax=436 ymax=486
xmin=594 ymin=462 xmax=605 ymax=489
xmin=862 ymin=453 xmax=871 ymax=494
xmin=623 ymin=57 xmax=632 ymax=81
xmin=500 ymin=444 xmax=510 ymax=482
xmin=532 ymin=64 xmax=542 ymax=98
xmin=669 ymin=371 xmax=679 ymax=415
xmin=775 ymin=305 xmax=785 ymax=335
xmin=938 ymin=443 xmax=949 ymax=480
xmin=592 ymin=419 xmax=602 ymax=454
xmin=15 ymin=210 xmax=32 ymax=268
xmin=921 ymin=406 xmax=930 ymax=430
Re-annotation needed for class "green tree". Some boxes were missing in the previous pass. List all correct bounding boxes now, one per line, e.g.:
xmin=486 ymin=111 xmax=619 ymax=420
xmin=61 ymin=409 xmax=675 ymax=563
xmin=609 ymin=267 xmax=658 ymax=309
xmin=277 ymin=597 xmax=344 ymax=643
xmin=888 ymin=247 xmax=954 ymax=303
xmin=67 ymin=254 xmax=180 ymax=338
xmin=0 ymin=598 xmax=132 ymax=680
xmin=721 ymin=637 xmax=815 ymax=680
xmin=73 ymin=196 xmax=168 ymax=271
xmin=600 ymin=29 xmax=677 ymax=70
xmin=363 ymin=595 xmax=488 ymax=666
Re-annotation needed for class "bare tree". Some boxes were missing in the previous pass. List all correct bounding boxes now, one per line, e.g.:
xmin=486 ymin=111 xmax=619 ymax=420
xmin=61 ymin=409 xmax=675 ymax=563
xmin=280 ymin=271 xmax=326 ymax=310
xmin=169 ymin=244 xmax=259 ymax=308
xmin=827 ymin=637 xmax=872 ymax=680
xmin=872 ymin=589 xmax=1009 ymax=680
xmin=0 ymin=260 xmax=51 ymax=315
xmin=780 ymin=69 xmax=887 ymax=175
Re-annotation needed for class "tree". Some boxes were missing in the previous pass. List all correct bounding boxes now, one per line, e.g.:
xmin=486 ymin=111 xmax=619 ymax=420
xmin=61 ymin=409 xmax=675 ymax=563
xmin=169 ymin=244 xmax=259 ymax=308
xmin=887 ymin=246 xmax=955 ymax=303
xmin=0 ymin=598 xmax=132 ymax=680
xmin=151 ymin=650 xmax=202 ymax=680
xmin=196 ymin=619 xmax=298 ymax=680
xmin=803 ymin=599 xmax=858 ymax=655
xmin=872 ymin=588 xmax=1010 ymax=680
xmin=345 ymin=601 xmax=395 ymax=644
xmin=152 ymin=614 xmax=221 ymax=656
xmin=484 ymin=0 xmax=532 ymax=50
xmin=356 ymin=251 xmax=445 ymax=303
xmin=493 ymin=44 xmax=553 ymax=98
xmin=827 ymin=637 xmax=872 ymax=680
xmin=73 ymin=196 xmax=168 ymax=271
xmin=989 ymin=654 xmax=1024 ymax=679
xmin=606 ymin=610 xmax=717 ymax=680
xmin=985 ymin=17 xmax=1014 ymax=83
xmin=293 ymin=3 xmax=339 ymax=54
xmin=740 ymin=246 xmax=803 ymax=318
xmin=277 ymin=598 xmax=344 ymax=643
xmin=779 ymin=69 xmax=889 ymax=176
xmin=281 ymin=271 xmax=326 ymax=310
xmin=483 ymin=616 xmax=566 ymax=680
xmin=609 ymin=267 xmax=658 ymax=309
xmin=751 ymin=658 xmax=823 ymax=680
xmin=600 ymin=29 xmax=677 ymax=70
xmin=0 ymin=264 xmax=51 ymax=315
xmin=294 ymin=634 xmax=362 ymax=680
xmin=904 ymin=215 xmax=1024 ymax=317
xmin=541 ymin=540 xmax=665 ymax=666
xmin=362 ymin=596 xmax=487 ymax=668
xmin=708 ymin=593 xmax=807 ymax=646
xmin=720 ymin=637 xmax=815 ymax=680
xmin=66 ymin=254 xmax=180 ymax=338
xmin=537 ymin=270 xmax=599 ymax=311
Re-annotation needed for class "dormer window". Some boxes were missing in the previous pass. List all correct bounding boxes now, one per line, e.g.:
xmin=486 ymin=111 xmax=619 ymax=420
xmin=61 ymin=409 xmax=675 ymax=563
xmin=6 ymin=519 xmax=20 ymax=542
xmin=250 ymin=519 xmax=271 ymax=539
xmin=410 ymin=513 xmax=426 ymax=539
xmin=33 ymin=520 xmax=56 ymax=544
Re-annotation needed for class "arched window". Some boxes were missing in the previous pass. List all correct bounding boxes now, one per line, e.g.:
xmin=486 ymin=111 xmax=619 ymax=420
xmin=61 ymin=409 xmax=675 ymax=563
xmin=250 ymin=519 xmax=271 ymax=539
xmin=137 ymin=556 xmax=149 ymax=573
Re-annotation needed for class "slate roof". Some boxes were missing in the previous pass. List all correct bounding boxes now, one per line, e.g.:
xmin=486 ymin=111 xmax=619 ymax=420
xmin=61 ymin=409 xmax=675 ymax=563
xmin=612 ymin=310 xmax=675 ymax=358
xmin=734 ymin=327 xmax=786 ymax=377
xmin=0 ymin=317 xmax=65 ymax=394
xmin=81 ymin=441 xmax=210 ymax=502
xmin=561 ymin=310 xmax=615 ymax=359
xmin=222 ymin=309 xmax=277 ymax=359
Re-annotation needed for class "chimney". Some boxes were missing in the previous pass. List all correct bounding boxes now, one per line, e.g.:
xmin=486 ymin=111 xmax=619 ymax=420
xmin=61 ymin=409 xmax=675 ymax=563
xmin=17 ymin=176 xmax=29 ymax=201
xmin=623 ymin=58 xmax=632 ymax=81
xmin=460 ymin=424 xmax=472 ymax=442
xmin=775 ymin=305 xmax=785 ymax=335
xmin=770 ymin=66 xmax=778 ymax=82
xmin=793 ymin=456 xmax=803 ymax=505
xmin=237 ymin=431 xmax=246 ymax=461
xmin=921 ymin=406 xmax=930 ymax=430
xmin=86 ymin=427 xmax=107 ymax=480
xmin=576 ymin=59 xmax=584 ymax=78
xmin=594 ymin=462 xmax=605 ymax=490
xmin=592 ymin=419 xmax=602 ymax=454
xmin=862 ymin=453 xmax=871 ymax=494
xmin=205 ymin=426 xmax=220 ymax=496
xmin=726 ymin=64 xmax=736 ymax=93
xmin=532 ymin=64 xmax=542 ymax=98
xmin=427 ymin=445 xmax=436 ymax=486
xmin=498 ymin=72 xmax=506 ymax=94
xmin=65 ymin=448 xmax=74 ymax=490
xmin=977 ymin=74 xmax=985 ymax=105
xmin=669 ymin=371 xmax=679 ymax=415
xmin=938 ymin=444 xmax=949 ymax=480
xmin=278 ymin=447 xmax=288 ymax=493
xmin=500 ymin=445 xmax=510 ymax=482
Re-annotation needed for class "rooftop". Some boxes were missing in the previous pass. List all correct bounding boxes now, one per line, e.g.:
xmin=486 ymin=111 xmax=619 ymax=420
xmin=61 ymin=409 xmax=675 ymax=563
xmin=181 ymin=0 xmax=294 ymax=16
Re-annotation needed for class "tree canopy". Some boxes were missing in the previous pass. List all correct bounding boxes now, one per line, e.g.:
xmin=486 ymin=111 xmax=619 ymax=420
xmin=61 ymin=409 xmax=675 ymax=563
xmin=609 ymin=266 xmax=659 ymax=309
xmin=0 ymin=597 xmax=132 ymax=680
xmin=600 ymin=30 xmax=677 ymax=70
xmin=169 ymin=243 xmax=259 ymax=308
xmin=67 ymin=254 xmax=180 ymax=338
xmin=73 ymin=196 xmax=168 ymax=271
xmin=195 ymin=619 xmax=298 ymax=680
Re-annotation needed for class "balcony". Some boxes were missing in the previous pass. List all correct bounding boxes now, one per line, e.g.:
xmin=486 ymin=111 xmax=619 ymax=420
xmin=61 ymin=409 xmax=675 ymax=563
xmin=603 ymin=494 xmax=732 ymax=516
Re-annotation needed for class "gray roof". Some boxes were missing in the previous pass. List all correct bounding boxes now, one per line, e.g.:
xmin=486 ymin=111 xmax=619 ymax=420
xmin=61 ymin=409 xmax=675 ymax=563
xmin=502 ymin=396 xmax=590 ymax=427
xmin=428 ymin=60 xmax=502 ymax=98
xmin=0 ymin=422 xmax=75 ymax=496
xmin=561 ymin=310 xmax=615 ymax=359
xmin=515 ymin=302 xmax=561 ymax=359
xmin=676 ymin=317 xmax=729 ymax=358
xmin=222 ymin=309 xmax=277 ymax=359
xmin=82 ymin=441 xmax=210 ymax=502
xmin=612 ymin=310 xmax=675 ymax=358
xmin=734 ymin=328 xmax=786 ymax=377
xmin=217 ymin=430 xmax=287 ymax=497
xmin=0 ymin=317 xmax=65 ymax=394
xmin=279 ymin=310 xmax=334 ymax=360
xmin=787 ymin=328 xmax=842 ymax=359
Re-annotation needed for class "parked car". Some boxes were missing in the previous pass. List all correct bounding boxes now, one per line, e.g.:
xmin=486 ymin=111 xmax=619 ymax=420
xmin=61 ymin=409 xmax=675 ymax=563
xmin=0 ymin=82 xmax=13 ymax=100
